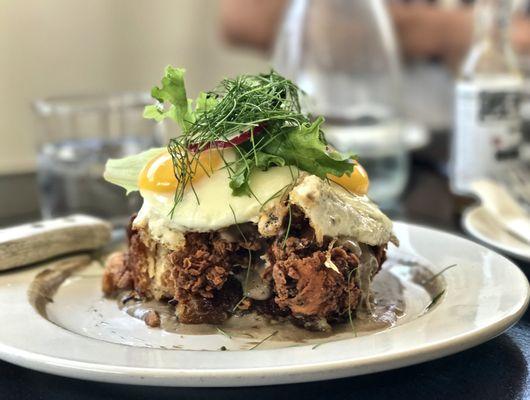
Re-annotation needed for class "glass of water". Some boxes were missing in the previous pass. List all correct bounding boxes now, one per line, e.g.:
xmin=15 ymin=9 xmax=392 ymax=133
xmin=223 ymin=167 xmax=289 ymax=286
xmin=273 ymin=0 xmax=408 ymax=208
xmin=33 ymin=92 xmax=163 ymax=226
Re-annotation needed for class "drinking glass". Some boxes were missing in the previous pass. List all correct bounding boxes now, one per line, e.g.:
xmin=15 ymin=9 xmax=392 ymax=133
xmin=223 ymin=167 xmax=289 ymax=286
xmin=273 ymin=0 xmax=408 ymax=208
xmin=33 ymin=92 xmax=163 ymax=226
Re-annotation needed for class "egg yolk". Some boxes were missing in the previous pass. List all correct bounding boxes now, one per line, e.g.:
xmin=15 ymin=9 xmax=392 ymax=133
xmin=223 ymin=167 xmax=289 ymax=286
xmin=139 ymin=150 xmax=368 ymax=195
xmin=138 ymin=150 xmax=222 ymax=193
xmin=329 ymin=161 xmax=369 ymax=195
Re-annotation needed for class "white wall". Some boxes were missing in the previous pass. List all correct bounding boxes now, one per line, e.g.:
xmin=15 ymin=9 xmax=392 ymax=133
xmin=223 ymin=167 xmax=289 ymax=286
xmin=0 ymin=0 xmax=268 ymax=174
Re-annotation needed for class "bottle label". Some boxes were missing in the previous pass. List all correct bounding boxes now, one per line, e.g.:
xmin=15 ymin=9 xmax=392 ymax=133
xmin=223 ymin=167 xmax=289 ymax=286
xmin=452 ymin=80 xmax=522 ymax=194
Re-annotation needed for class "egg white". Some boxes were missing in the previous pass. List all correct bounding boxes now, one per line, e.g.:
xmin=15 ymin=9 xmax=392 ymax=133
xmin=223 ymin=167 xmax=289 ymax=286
xmin=134 ymin=150 xmax=394 ymax=249
xmin=135 ymin=163 xmax=297 ymax=233
xmin=289 ymin=175 xmax=394 ymax=246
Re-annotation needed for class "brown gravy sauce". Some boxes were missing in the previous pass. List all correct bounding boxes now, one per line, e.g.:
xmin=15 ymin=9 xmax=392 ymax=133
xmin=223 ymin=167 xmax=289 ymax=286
xmin=27 ymin=255 xmax=92 ymax=317
xmin=28 ymin=254 xmax=445 ymax=348
xmin=117 ymin=261 xmax=443 ymax=343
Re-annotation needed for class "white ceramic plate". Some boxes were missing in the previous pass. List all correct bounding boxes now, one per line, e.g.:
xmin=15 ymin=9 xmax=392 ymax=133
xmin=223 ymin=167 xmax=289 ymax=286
xmin=0 ymin=222 xmax=528 ymax=387
xmin=463 ymin=205 xmax=530 ymax=262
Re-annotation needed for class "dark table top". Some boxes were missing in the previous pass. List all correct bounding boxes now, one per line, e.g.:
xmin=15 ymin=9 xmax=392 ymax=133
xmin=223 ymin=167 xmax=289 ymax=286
xmin=1 ymin=134 xmax=529 ymax=400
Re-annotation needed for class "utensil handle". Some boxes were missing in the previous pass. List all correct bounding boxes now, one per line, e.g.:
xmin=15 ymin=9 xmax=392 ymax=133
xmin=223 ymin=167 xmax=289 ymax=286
xmin=470 ymin=179 xmax=527 ymax=217
xmin=470 ymin=179 xmax=530 ymax=244
xmin=0 ymin=215 xmax=112 ymax=271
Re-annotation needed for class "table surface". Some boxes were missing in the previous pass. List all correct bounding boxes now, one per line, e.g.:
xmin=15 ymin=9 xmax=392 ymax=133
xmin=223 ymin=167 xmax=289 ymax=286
xmin=1 ymin=135 xmax=529 ymax=400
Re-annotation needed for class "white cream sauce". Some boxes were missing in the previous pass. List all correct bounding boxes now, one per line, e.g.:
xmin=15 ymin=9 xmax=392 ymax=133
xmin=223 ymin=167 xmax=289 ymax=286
xmin=289 ymin=175 xmax=395 ymax=246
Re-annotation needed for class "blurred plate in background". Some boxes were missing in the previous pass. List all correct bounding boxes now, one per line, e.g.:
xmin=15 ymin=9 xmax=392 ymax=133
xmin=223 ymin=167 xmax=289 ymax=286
xmin=463 ymin=205 xmax=530 ymax=262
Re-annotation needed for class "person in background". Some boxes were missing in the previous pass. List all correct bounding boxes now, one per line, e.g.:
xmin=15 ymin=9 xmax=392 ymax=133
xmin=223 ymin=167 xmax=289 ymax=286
xmin=220 ymin=0 xmax=530 ymax=131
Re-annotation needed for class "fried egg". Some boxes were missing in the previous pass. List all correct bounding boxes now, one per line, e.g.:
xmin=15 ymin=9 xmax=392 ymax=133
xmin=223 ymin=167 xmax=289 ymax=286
xmin=289 ymin=175 xmax=394 ymax=246
xmin=133 ymin=148 xmax=389 ymax=247
xmin=135 ymin=148 xmax=297 ymax=232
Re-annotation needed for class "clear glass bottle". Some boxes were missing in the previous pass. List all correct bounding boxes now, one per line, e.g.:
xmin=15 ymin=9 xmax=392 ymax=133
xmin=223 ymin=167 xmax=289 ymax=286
xmin=451 ymin=0 xmax=524 ymax=194
xmin=273 ymin=0 xmax=408 ymax=209
xmin=514 ymin=0 xmax=530 ymax=161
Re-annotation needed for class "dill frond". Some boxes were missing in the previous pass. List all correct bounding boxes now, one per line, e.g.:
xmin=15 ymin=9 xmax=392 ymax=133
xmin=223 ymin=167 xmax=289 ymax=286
xmin=249 ymin=330 xmax=278 ymax=350
xmin=167 ymin=71 xmax=308 ymax=208
xmin=216 ymin=327 xmax=232 ymax=339
xmin=426 ymin=290 xmax=445 ymax=310
xmin=421 ymin=264 xmax=457 ymax=285
xmin=229 ymin=204 xmax=253 ymax=303
xmin=282 ymin=204 xmax=292 ymax=249
xmin=347 ymin=267 xmax=358 ymax=337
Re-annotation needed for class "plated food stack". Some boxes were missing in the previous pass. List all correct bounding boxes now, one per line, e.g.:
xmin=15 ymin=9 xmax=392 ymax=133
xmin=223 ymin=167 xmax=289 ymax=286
xmin=102 ymin=67 xmax=396 ymax=331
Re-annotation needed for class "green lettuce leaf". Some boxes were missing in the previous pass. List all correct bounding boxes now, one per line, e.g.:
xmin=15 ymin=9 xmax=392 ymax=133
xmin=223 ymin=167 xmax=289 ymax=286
xmin=262 ymin=117 xmax=354 ymax=179
xmin=227 ymin=118 xmax=352 ymax=196
xmin=143 ymin=66 xmax=194 ymax=132
xmin=103 ymin=147 xmax=166 ymax=194
xmin=228 ymin=151 xmax=286 ymax=196
xmin=255 ymin=152 xmax=286 ymax=170
xmin=195 ymin=91 xmax=218 ymax=115
xmin=228 ymin=160 xmax=251 ymax=196
xmin=143 ymin=66 xmax=218 ymax=134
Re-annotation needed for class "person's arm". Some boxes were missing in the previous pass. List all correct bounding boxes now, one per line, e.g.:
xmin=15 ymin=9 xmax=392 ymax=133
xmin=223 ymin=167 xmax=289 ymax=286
xmin=391 ymin=4 xmax=530 ymax=68
xmin=219 ymin=0 xmax=287 ymax=51
xmin=513 ymin=15 xmax=530 ymax=55
xmin=390 ymin=3 xmax=473 ymax=68
xmin=219 ymin=0 xmax=473 ymax=62
xmin=220 ymin=0 xmax=530 ymax=68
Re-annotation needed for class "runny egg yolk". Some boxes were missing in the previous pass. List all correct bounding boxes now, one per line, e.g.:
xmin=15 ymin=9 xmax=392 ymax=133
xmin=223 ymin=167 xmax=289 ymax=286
xmin=138 ymin=150 xmax=222 ymax=193
xmin=139 ymin=150 xmax=369 ymax=195
xmin=329 ymin=161 xmax=370 ymax=195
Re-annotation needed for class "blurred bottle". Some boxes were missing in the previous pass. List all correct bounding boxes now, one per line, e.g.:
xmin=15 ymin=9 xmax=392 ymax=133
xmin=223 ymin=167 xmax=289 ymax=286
xmin=273 ymin=0 xmax=408 ymax=208
xmin=451 ymin=0 xmax=524 ymax=194
xmin=520 ymin=64 xmax=530 ymax=161
xmin=515 ymin=0 xmax=530 ymax=161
